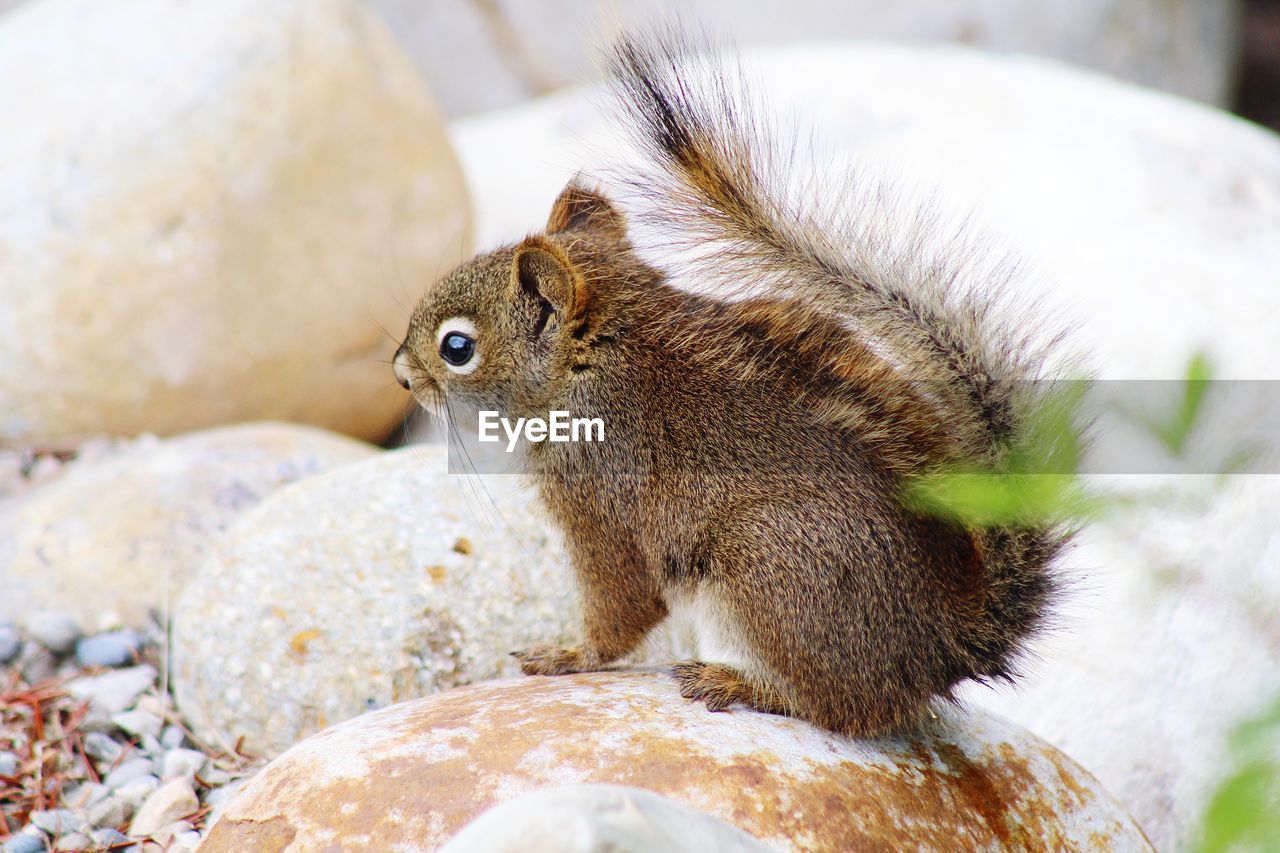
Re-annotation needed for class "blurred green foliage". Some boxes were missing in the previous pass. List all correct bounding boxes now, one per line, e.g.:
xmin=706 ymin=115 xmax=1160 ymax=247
xmin=905 ymin=351 xmax=1279 ymax=848
xmin=1198 ymin=695 xmax=1280 ymax=852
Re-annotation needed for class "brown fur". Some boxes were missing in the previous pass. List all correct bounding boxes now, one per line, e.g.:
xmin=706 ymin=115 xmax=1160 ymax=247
xmin=394 ymin=32 xmax=1070 ymax=737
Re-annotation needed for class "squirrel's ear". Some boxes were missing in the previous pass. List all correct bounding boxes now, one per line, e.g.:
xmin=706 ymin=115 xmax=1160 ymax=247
xmin=512 ymin=239 xmax=585 ymax=320
xmin=546 ymin=181 xmax=627 ymax=239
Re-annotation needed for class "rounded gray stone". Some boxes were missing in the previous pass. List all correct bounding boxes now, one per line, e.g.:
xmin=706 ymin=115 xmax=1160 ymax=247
xmin=0 ymin=423 xmax=376 ymax=628
xmin=25 ymin=611 xmax=80 ymax=655
xmin=75 ymin=630 xmax=140 ymax=668
xmin=173 ymin=445 xmax=687 ymax=757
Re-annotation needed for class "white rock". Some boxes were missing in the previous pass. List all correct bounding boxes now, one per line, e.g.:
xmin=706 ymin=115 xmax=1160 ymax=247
xmin=128 ymin=779 xmax=198 ymax=838
xmin=0 ymin=423 xmax=374 ymax=626
xmin=441 ymin=784 xmax=773 ymax=853
xmin=448 ymin=44 xmax=1280 ymax=850
xmin=161 ymin=749 xmax=207 ymax=782
xmin=115 ymin=777 xmax=162 ymax=811
xmin=66 ymin=665 xmax=156 ymax=714
xmin=370 ymin=0 xmax=1240 ymax=116
xmin=0 ymin=0 xmax=470 ymax=445
xmin=111 ymin=709 xmax=163 ymax=740
xmin=200 ymin=672 xmax=1150 ymax=851
xmin=172 ymin=445 xmax=614 ymax=756
xmin=86 ymin=795 xmax=132 ymax=830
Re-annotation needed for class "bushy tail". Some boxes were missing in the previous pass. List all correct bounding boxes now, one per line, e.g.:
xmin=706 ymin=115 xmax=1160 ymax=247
xmin=607 ymin=30 xmax=1068 ymax=466
xmin=607 ymin=30 xmax=1079 ymax=678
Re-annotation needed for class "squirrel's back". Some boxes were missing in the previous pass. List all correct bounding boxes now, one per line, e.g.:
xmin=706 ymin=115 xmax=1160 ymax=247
xmin=606 ymin=31 xmax=1075 ymax=689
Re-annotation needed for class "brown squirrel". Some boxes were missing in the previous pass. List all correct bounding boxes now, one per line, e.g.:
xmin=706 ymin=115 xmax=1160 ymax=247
xmin=393 ymin=33 xmax=1070 ymax=737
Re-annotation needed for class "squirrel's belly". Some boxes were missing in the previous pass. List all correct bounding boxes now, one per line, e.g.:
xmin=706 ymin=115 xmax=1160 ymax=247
xmin=664 ymin=584 xmax=766 ymax=675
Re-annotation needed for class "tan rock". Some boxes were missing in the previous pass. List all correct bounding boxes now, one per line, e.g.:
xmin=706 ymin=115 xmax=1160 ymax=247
xmin=0 ymin=0 xmax=470 ymax=445
xmin=0 ymin=422 xmax=373 ymax=626
xmin=128 ymin=779 xmax=197 ymax=838
xmin=202 ymin=672 xmax=1150 ymax=851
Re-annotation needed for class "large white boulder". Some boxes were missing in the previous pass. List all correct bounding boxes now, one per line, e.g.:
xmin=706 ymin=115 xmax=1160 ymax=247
xmin=200 ymin=672 xmax=1150 ymax=851
xmin=0 ymin=0 xmax=470 ymax=445
xmin=0 ymin=422 xmax=374 ymax=627
xmin=173 ymin=445 xmax=685 ymax=757
xmin=439 ymin=785 xmax=773 ymax=853
xmin=444 ymin=44 xmax=1280 ymax=850
xmin=367 ymin=0 xmax=1240 ymax=116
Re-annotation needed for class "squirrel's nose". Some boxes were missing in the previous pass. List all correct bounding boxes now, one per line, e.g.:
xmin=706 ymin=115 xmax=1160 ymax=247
xmin=393 ymin=346 xmax=412 ymax=390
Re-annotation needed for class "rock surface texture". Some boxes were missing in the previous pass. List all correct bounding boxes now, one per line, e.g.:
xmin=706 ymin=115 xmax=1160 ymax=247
xmin=174 ymin=446 xmax=684 ymax=757
xmin=447 ymin=44 xmax=1280 ymax=850
xmin=0 ymin=0 xmax=470 ymax=445
xmin=201 ymin=672 xmax=1151 ymax=851
xmin=0 ymin=423 xmax=373 ymax=626
xmin=369 ymin=0 xmax=1241 ymax=115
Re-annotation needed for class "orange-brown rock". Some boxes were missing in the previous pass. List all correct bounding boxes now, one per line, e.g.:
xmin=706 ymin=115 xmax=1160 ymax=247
xmin=203 ymin=671 xmax=1150 ymax=851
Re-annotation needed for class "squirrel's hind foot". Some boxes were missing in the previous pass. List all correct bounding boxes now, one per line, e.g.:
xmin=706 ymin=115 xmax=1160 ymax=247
xmin=671 ymin=660 xmax=792 ymax=717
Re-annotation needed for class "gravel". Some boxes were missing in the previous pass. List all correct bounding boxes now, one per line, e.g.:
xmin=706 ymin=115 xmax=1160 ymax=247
xmin=0 ymin=617 xmax=257 ymax=847
xmin=67 ymin=665 xmax=157 ymax=714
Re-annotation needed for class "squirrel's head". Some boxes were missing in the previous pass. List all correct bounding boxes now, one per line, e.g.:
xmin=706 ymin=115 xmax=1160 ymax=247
xmin=395 ymin=180 xmax=657 ymax=417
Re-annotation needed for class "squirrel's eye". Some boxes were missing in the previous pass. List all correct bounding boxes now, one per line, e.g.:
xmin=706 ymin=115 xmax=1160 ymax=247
xmin=439 ymin=332 xmax=475 ymax=366
xmin=435 ymin=316 xmax=480 ymax=375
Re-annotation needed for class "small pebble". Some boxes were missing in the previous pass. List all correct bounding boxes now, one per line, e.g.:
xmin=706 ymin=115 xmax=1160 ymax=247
xmin=0 ymin=750 xmax=18 ymax=776
xmin=0 ymin=623 xmax=20 ymax=664
xmin=87 ymin=793 xmax=132 ymax=828
xmin=152 ymin=819 xmax=193 ymax=846
xmin=83 ymin=731 xmax=123 ymax=763
xmin=66 ymin=665 xmax=156 ymax=714
xmin=129 ymin=779 xmax=198 ymax=837
xmin=172 ymin=831 xmax=202 ymax=851
xmin=112 ymin=709 xmax=163 ymax=740
xmin=18 ymin=642 xmax=57 ymax=684
xmin=26 ymin=611 xmax=81 ymax=655
xmin=89 ymin=829 xmax=130 ymax=848
xmin=75 ymin=629 xmax=140 ymax=668
xmin=160 ymin=725 xmax=186 ymax=750
xmin=201 ymin=765 xmax=233 ymax=786
xmin=28 ymin=809 xmax=82 ymax=835
xmin=162 ymin=748 xmax=207 ymax=781
xmin=52 ymin=834 xmax=89 ymax=852
xmin=1 ymin=830 xmax=47 ymax=853
xmin=115 ymin=775 xmax=161 ymax=809
xmin=59 ymin=781 xmax=107 ymax=809
xmin=105 ymin=758 xmax=155 ymax=789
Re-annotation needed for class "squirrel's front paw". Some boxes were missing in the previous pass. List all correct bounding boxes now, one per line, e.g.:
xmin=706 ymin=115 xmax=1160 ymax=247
xmin=512 ymin=645 xmax=586 ymax=676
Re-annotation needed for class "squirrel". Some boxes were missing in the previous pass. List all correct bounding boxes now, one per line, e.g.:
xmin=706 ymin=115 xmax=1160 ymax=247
xmin=392 ymin=32 xmax=1071 ymax=737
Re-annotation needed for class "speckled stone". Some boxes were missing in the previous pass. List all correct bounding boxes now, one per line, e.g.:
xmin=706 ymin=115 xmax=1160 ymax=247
xmin=173 ymin=445 xmax=683 ymax=757
xmin=0 ymin=423 xmax=374 ymax=627
xmin=202 ymin=672 xmax=1150 ymax=851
